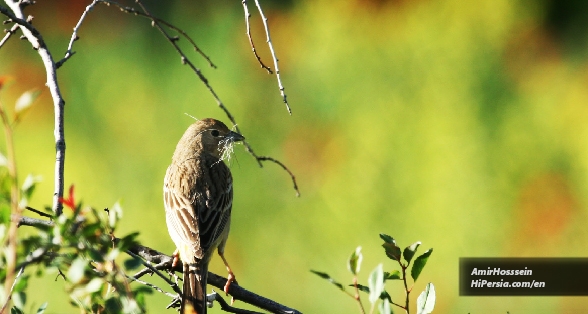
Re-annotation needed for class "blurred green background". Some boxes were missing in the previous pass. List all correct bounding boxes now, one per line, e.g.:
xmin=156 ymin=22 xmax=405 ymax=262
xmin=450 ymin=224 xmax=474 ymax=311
xmin=2 ymin=0 xmax=588 ymax=312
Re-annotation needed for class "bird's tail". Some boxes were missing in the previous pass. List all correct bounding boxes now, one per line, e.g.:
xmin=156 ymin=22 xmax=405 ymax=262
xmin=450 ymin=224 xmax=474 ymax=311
xmin=181 ymin=263 xmax=208 ymax=314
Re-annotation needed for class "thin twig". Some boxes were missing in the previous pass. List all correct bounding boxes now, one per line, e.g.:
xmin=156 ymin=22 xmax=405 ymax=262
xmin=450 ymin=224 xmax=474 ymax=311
xmin=241 ymin=0 xmax=272 ymax=74
xmin=125 ymin=249 xmax=183 ymax=296
xmin=211 ymin=291 xmax=264 ymax=314
xmin=55 ymin=0 xmax=215 ymax=69
xmin=132 ymin=260 xmax=169 ymax=279
xmin=132 ymin=0 xmax=235 ymax=122
xmin=0 ymin=267 xmax=24 ymax=314
xmin=98 ymin=0 xmax=215 ymax=68
xmin=352 ymin=276 xmax=366 ymax=314
xmin=15 ymin=246 xmax=48 ymax=270
xmin=252 ymin=0 xmax=291 ymax=114
xmin=25 ymin=206 xmax=53 ymax=218
xmin=0 ymin=22 xmax=18 ymax=49
xmin=55 ymin=0 xmax=100 ymax=69
xmin=124 ymin=273 xmax=178 ymax=299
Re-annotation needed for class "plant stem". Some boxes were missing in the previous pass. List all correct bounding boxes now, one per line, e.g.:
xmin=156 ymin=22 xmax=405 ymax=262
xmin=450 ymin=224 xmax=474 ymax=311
xmin=352 ymin=276 xmax=366 ymax=314
xmin=0 ymin=101 xmax=20 ymax=314
xmin=401 ymin=263 xmax=410 ymax=314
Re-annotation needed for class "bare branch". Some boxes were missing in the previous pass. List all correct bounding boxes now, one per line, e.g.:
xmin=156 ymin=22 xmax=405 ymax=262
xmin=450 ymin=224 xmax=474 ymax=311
xmin=125 ymin=240 xmax=302 ymax=314
xmin=241 ymin=0 xmax=272 ymax=74
xmin=55 ymin=0 xmax=100 ymax=69
xmin=208 ymin=272 xmax=301 ymax=314
xmin=0 ymin=22 xmax=18 ymax=49
xmin=1 ymin=1 xmax=66 ymax=216
xmin=252 ymin=0 xmax=291 ymax=114
xmin=12 ymin=214 xmax=53 ymax=227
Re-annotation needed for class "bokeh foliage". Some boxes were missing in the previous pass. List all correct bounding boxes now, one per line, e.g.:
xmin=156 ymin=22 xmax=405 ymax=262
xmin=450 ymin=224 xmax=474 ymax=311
xmin=1 ymin=0 xmax=588 ymax=312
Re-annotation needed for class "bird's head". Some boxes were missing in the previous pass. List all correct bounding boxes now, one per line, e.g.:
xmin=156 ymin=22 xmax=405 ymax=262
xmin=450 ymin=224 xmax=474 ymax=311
xmin=175 ymin=118 xmax=245 ymax=161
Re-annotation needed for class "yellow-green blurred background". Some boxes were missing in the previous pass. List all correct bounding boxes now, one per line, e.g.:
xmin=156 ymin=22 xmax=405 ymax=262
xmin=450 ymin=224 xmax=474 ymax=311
xmin=2 ymin=0 xmax=588 ymax=312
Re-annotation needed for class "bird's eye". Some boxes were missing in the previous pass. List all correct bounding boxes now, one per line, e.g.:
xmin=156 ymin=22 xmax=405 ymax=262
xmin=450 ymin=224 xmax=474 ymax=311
xmin=211 ymin=130 xmax=220 ymax=137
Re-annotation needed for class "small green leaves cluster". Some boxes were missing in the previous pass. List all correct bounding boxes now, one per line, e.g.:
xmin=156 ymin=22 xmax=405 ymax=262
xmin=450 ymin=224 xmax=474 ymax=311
xmin=311 ymin=234 xmax=435 ymax=314
xmin=380 ymin=234 xmax=432 ymax=284
xmin=0 ymin=185 xmax=151 ymax=313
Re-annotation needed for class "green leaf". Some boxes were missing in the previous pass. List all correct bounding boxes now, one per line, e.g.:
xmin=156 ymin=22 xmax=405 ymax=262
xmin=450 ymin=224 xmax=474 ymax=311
xmin=106 ymin=248 xmax=120 ymax=261
xmin=411 ymin=248 xmax=433 ymax=282
xmin=133 ymin=286 xmax=153 ymax=295
xmin=310 ymin=270 xmax=345 ymax=291
xmin=384 ymin=270 xmax=401 ymax=280
xmin=14 ymin=89 xmax=40 ymax=121
xmin=36 ymin=302 xmax=48 ymax=314
xmin=134 ymin=286 xmax=153 ymax=308
xmin=11 ymin=307 xmax=24 ymax=314
xmin=347 ymin=246 xmax=363 ymax=275
xmin=104 ymin=297 xmax=122 ymax=313
xmin=0 ymin=224 xmax=6 ymax=242
xmin=68 ymin=257 xmax=87 ymax=284
xmin=20 ymin=174 xmax=42 ymax=204
xmin=108 ymin=202 xmax=123 ymax=229
xmin=82 ymin=224 xmax=102 ymax=239
xmin=0 ymin=152 xmax=7 ymax=168
xmin=380 ymin=290 xmax=392 ymax=303
xmin=403 ymin=241 xmax=421 ymax=265
xmin=124 ymin=257 xmax=143 ymax=271
xmin=368 ymin=263 xmax=384 ymax=304
xmin=379 ymin=233 xmax=395 ymax=243
xmin=12 ymin=291 xmax=26 ymax=310
xmin=353 ymin=283 xmax=370 ymax=293
xmin=85 ymin=278 xmax=104 ymax=293
xmin=379 ymin=297 xmax=392 ymax=314
xmin=416 ymin=283 xmax=436 ymax=314
xmin=117 ymin=232 xmax=140 ymax=251
xmin=382 ymin=241 xmax=401 ymax=262
xmin=87 ymin=248 xmax=105 ymax=263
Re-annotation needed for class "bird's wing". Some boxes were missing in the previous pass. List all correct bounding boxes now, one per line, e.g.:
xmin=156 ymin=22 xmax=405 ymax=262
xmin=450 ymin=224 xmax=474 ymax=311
xmin=164 ymin=158 xmax=233 ymax=259
xmin=195 ymin=156 xmax=233 ymax=252
xmin=164 ymin=164 xmax=204 ymax=259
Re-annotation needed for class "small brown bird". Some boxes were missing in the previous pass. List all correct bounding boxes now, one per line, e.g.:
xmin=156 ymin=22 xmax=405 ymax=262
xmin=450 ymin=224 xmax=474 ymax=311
xmin=163 ymin=118 xmax=244 ymax=314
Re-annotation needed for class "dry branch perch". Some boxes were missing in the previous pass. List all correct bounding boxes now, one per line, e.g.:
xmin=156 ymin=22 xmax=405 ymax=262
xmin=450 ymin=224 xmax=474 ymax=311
xmin=12 ymin=215 xmax=302 ymax=314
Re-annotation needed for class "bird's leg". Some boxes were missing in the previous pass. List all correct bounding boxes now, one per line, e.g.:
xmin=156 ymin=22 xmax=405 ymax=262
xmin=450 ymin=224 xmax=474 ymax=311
xmin=171 ymin=248 xmax=180 ymax=268
xmin=219 ymin=251 xmax=237 ymax=298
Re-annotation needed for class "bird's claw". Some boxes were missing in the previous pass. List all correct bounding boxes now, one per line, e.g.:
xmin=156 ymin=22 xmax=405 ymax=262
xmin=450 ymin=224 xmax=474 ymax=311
xmin=171 ymin=249 xmax=180 ymax=268
xmin=223 ymin=271 xmax=236 ymax=295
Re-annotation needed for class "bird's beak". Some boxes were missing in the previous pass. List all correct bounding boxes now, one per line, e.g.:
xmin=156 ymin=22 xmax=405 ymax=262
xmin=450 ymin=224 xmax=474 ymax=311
xmin=227 ymin=131 xmax=245 ymax=142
